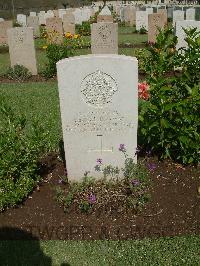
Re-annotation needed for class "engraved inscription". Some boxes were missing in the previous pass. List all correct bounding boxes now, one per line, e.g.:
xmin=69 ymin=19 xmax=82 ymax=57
xmin=96 ymin=25 xmax=114 ymax=48
xmin=65 ymin=110 xmax=134 ymax=133
xmin=14 ymin=30 xmax=26 ymax=44
xmin=81 ymin=70 xmax=118 ymax=108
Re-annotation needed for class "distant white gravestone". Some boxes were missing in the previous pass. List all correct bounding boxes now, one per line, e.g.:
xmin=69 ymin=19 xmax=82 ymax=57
xmin=57 ymin=55 xmax=138 ymax=180
xmin=27 ymin=16 xmax=40 ymax=38
xmin=91 ymin=22 xmax=118 ymax=54
xmin=136 ymin=11 xmax=148 ymax=31
xmin=186 ymin=8 xmax=195 ymax=20
xmin=7 ymin=27 xmax=37 ymax=75
xmin=17 ymin=14 xmax=27 ymax=26
xmin=173 ymin=10 xmax=184 ymax=26
xmin=176 ymin=20 xmax=200 ymax=50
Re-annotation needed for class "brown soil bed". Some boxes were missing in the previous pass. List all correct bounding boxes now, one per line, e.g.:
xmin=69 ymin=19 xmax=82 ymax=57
xmin=0 ymin=153 xmax=199 ymax=240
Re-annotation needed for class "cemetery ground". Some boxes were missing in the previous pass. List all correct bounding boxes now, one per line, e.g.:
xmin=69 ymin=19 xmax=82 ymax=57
xmin=0 ymin=24 xmax=200 ymax=264
xmin=0 ymin=82 xmax=200 ymax=264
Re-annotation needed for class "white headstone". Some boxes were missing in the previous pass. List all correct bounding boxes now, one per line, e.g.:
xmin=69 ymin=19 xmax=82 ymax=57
xmin=99 ymin=6 xmax=111 ymax=15
xmin=0 ymin=18 xmax=5 ymax=22
xmin=63 ymin=12 xmax=75 ymax=24
xmin=173 ymin=10 xmax=184 ymax=26
xmin=56 ymin=54 xmax=138 ymax=180
xmin=91 ymin=22 xmax=118 ymax=54
xmin=136 ymin=11 xmax=148 ymax=31
xmin=176 ymin=20 xmax=200 ymax=50
xmin=186 ymin=8 xmax=195 ymax=21
xmin=73 ymin=8 xmax=83 ymax=25
xmin=38 ymin=11 xmax=46 ymax=25
xmin=81 ymin=7 xmax=92 ymax=21
xmin=58 ymin=9 xmax=67 ymax=20
xmin=17 ymin=14 xmax=27 ymax=26
xmin=146 ymin=7 xmax=153 ymax=14
xmin=27 ymin=16 xmax=40 ymax=38
xmin=0 ymin=20 xmax=13 ymax=44
xmin=30 ymin=12 xmax=36 ymax=16
xmin=7 ymin=27 xmax=37 ymax=75
xmin=45 ymin=10 xmax=54 ymax=20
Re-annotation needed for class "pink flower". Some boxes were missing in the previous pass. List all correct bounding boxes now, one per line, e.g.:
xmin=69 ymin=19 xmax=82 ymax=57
xmin=138 ymin=81 xmax=150 ymax=100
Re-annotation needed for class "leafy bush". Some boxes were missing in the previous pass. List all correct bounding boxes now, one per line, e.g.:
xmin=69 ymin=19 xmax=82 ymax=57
xmin=5 ymin=65 xmax=32 ymax=81
xmin=139 ymin=27 xmax=200 ymax=164
xmin=179 ymin=27 xmax=200 ymax=85
xmin=42 ymin=43 xmax=72 ymax=78
xmin=133 ymin=48 xmax=150 ymax=73
xmin=76 ymin=21 xmax=91 ymax=36
xmin=145 ymin=27 xmax=178 ymax=77
xmin=0 ymin=96 xmax=47 ymax=211
xmin=42 ymin=32 xmax=90 ymax=78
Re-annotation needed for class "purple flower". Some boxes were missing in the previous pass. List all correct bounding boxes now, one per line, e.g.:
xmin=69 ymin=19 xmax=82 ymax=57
xmin=88 ymin=193 xmax=96 ymax=204
xmin=131 ymin=179 xmax=140 ymax=186
xmin=96 ymin=158 xmax=102 ymax=164
xmin=119 ymin=144 xmax=126 ymax=152
xmin=147 ymin=163 xmax=157 ymax=171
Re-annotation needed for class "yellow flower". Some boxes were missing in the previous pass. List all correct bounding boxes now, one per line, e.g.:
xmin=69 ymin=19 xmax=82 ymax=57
xmin=74 ymin=34 xmax=80 ymax=39
xmin=65 ymin=32 xmax=73 ymax=38
xmin=42 ymin=45 xmax=48 ymax=49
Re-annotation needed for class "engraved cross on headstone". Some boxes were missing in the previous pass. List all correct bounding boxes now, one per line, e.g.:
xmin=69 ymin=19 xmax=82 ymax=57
xmin=88 ymin=134 xmax=113 ymax=154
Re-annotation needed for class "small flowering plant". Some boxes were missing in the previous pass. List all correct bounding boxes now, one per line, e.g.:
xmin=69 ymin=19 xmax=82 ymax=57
xmin=55 ymin=144 xmax=151 ymax=214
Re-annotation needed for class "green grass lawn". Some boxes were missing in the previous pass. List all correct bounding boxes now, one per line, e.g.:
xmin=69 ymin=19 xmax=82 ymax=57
xmin=0 ymin=82 xmax=61 ymax=151
xmin=0 ymin=236 xmax=200 ymax=265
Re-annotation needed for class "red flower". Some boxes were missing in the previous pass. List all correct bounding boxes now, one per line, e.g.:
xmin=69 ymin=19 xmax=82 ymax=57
xmin=138 ymin=82 xmax=150 ymax=100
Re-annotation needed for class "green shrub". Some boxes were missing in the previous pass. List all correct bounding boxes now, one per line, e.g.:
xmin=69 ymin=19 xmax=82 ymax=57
xmin=133 ymin=48 xmax=150 ymax=74
xmin=42 ymin=43 xmax=73 ymax=78
xmin=145 ymin=27 xmax=178 ymax=76
xmin=5 ymin=65 xmax=32 ymax=81
xmin=139 ymin=27 xmax=200 ymax=164
xmin=179 ymin=27 xmax=200 ymax=85
xmin=42 ymin=32 xmax=90 ymax=78
xmin=76 ymin=21 xmax=91 ymax=36
xmin=0 ymin=96 xmax=47 ymax=211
